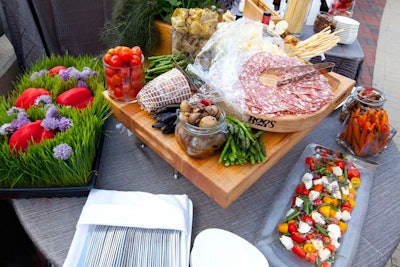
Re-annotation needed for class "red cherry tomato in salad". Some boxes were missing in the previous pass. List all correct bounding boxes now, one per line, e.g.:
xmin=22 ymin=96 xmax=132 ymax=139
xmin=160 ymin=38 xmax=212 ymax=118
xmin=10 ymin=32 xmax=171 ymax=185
xmin=295 ymin=184 xmax=309 ymax=196
xmin=302 ymin=215 xmax=315 ymax=226
xmin=336 ymin=160 xmax=345 ymax=169
xmin=305 ymin=252 xmax=317 ymax=263
xmin=288 ymin=222 xmax=297 ymax=233
xmin=312 ymin=184 xmax=324 ymax=192
xmin=291 ymin=232 xmax=306 ymax=244
xmin=347 ymin=168 xmax=360 ymax=179
xmin=292 ymin=245 xmax=306 ymax=258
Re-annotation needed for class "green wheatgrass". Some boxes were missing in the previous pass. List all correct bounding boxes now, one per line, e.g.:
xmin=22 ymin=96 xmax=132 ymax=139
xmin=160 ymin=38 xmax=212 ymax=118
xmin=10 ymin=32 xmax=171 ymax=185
xmin=0 ymin=54 xmax=111 ymax=188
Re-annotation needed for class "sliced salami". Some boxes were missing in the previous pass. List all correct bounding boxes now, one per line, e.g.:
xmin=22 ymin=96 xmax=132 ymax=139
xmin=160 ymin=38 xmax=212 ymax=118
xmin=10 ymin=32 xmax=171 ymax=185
xmin=239 ymin=52 xmax=334 ymax=117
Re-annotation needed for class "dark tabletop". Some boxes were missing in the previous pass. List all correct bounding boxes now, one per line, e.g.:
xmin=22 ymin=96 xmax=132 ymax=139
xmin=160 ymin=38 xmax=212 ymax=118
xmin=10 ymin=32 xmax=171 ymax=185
xmin=11 ymin=109 xmax=400 ymax=267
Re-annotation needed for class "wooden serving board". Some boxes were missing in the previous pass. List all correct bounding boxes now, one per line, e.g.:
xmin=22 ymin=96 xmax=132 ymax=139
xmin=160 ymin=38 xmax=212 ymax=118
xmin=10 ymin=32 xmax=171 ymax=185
xmin=103 ymin=72 xmax=354 ymax=208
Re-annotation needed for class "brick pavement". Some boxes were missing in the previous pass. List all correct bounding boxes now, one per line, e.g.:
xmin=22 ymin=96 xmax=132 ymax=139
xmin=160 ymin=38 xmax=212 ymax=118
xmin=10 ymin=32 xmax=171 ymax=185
xmin=352 ymin=0 xmax=386 ymax=85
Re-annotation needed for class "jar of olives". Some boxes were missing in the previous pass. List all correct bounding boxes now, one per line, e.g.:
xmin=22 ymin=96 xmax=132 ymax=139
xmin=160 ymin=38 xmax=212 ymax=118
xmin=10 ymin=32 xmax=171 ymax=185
xmin=175 ymin=100 xmax=228 ymax=159
xmin=340 ymin=86 xmax=386 ymax=121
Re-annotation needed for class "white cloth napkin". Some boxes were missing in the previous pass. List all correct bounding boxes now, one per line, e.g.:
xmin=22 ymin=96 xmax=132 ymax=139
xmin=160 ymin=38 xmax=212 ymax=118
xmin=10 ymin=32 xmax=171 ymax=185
xmin=64 ymin=189 xmax=193 ymax=267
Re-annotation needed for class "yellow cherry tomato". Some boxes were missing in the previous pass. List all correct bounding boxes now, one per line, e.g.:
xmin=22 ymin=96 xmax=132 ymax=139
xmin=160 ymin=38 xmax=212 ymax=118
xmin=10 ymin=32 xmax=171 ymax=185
xmin=278 ymin=223 xmax=288 ymax=234
xmin=329 ymin=208 xmax=337 ymax=217
xmin=319 ymin=205 xmax=331 ymax=217
xmin=322 ymin=196 xmax=333 ymax=205
xmin=351 ymin=177 xmax=361 ymax=188
xmin=339 ymin=221 xmax=348 ymax=232
xmin=303 ymin=243 xmax=316 ymax=253
xmin=349 ymin=188 xmax=357 ymax=197
xmin=347 ymin=198 xmax=356 ymax=208
xmin=331 ymin=198 xmax=339 ymax=207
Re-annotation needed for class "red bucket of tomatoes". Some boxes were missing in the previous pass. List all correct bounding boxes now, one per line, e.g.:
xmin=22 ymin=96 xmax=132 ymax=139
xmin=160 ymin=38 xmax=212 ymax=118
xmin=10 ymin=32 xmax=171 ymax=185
xmin=103 ymin=45 xmax=145 ymax=103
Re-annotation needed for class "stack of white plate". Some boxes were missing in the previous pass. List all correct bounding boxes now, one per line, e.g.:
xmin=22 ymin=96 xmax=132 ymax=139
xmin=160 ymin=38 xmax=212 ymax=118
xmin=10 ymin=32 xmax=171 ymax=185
xmin=334 ymin=16 xmax=360 ymax=44
xmin=190 ymin=228 xmax=269 ymax=267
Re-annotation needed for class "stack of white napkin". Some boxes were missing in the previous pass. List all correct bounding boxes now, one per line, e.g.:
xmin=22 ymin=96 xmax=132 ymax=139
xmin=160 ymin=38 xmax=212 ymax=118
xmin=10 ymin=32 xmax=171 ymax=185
xmin=64 ymin=189 xmax=193 ymax=267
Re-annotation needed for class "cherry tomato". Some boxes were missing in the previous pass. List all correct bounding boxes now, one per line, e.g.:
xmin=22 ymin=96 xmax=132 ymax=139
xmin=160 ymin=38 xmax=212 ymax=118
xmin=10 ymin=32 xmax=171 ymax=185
xmin=110 ymin=55 xmax=123 ymax=67
xmin=106 ymin=77 xmax=114 ymax=88
xmin=341 ymin=206 xmax=352 ymax=214
xmin=313 ymin=184 xmax=323 ymax=192
xmin=338 ymin=221 xmax=348 ymax=233
xmin=278 ymin=223 xmax=289 ymax=234
xmin=130 ymin=54 xmax=142 ymax=66
xmin=305 ymin=156 xmax=314 ymax=165
xmin=103 ymin=53 xmax=112 ymax=65
xmin=131 ymin=46 xmax=142 ymax=57
xmin=130 ymin=68 xmax=143 ymax=80
xmin=120 ymin=46 xmax=133 ymax=62
xmin=104 ymin=67 xmax=117 ymax=77
xmin=291 ymin=232 xmax=306 ymax=244
xmin=341 ymin=202 xmax=352 ymax=209
xmin=324 ymin=244 xmax=336 ymax=253
xmin=336 ymin=160 xmax=345 ymax=169
xmin=106 ymin=48 xmax=115 ymax=55
xmin=295 ymin=184 xmax=309 ymax=196
xmin=347 ymin=168 xmax=360 ymax=179
xmin=111 ymin=74 xmax=122 ymax=87
xmin=302 ymin=215 xmax=315 ymax=226
xmin=119 ymin=68 xmax=130 ymax=78
xmin=303 ymin=243 xmax=316 ymax=253
xmin=350 ymin=177 xmax=361 ymax=188
xmin=319 ymin=205 xmax=331 ymax=217
xmin=288 ymin=222 xmax=297 ymax=233
xmin=292 ymin=245 xmax=306 ymax=258
xmin=112 ymin=87 xmax=124 ymax=98
xmin=305 ymin=251 xmax=317 ymax=263
xmin=113 ymin=46 xmax=123 ymax=55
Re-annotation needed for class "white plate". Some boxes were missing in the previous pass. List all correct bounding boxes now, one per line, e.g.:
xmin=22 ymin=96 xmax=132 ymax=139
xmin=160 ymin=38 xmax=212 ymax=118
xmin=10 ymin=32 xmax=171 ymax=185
xmin=190 ymin=228 xmax=269 ymax=267
xmin=334 ymin=16 xmax=360 ymax=26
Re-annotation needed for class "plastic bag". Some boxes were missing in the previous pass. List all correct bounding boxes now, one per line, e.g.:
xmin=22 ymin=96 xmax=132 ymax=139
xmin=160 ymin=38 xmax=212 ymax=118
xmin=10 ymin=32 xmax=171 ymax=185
xmin=186 ymin=18 xmax=287 ymax=121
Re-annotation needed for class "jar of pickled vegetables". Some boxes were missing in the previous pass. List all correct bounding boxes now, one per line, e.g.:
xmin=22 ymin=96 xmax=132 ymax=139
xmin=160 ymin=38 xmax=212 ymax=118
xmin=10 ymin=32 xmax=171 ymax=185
xmin=330 ymin=0 xmax=356 ymax=17
xmin=340 ymin=86 xmax=386 ymax=121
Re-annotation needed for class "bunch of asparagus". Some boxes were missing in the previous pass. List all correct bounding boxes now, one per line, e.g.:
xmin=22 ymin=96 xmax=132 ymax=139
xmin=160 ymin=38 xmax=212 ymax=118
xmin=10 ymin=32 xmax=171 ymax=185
xmin=219 ymin=116 xmax=267 ymax=166
xmin=144 ymin=53 xmax=190 ymax=82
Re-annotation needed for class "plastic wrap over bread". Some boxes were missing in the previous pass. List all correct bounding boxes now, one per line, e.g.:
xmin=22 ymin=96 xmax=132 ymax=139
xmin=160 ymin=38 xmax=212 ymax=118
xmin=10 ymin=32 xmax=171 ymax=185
xmin=137 ymin=68 xmax=191 ymax=113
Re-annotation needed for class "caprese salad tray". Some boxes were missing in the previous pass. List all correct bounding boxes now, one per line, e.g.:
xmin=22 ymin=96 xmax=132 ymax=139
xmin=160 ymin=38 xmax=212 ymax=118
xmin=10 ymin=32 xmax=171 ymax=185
xmin=255 ymin=143 xmax=378 ymax=267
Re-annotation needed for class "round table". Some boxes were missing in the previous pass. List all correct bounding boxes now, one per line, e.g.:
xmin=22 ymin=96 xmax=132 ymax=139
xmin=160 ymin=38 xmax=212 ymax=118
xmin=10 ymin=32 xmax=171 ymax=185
xmin=11 ymin=110 xmax=400 ymax=267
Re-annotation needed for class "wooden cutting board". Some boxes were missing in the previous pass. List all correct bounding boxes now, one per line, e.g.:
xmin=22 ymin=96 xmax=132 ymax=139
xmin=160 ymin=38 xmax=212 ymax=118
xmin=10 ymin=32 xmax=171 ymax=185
xmin=103 ymin=72 xmax=355 ymax=208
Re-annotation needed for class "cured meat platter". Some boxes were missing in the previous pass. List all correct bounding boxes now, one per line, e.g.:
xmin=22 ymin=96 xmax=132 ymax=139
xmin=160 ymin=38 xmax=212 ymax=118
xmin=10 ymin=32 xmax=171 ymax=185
xmin=104 ymin=72 xmax=355 ymax=208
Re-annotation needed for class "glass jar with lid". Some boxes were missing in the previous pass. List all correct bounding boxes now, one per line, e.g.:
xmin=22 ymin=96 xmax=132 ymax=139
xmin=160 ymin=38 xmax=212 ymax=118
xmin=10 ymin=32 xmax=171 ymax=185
xmin=175 ymin=105 xmax=228 ymax=159
xmin=340 ymin=86 xmax=386 ymax=121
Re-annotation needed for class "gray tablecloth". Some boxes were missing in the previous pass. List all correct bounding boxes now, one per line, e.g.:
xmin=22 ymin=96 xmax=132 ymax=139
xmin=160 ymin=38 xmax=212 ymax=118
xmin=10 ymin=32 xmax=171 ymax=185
xmin=11 ymin=109 xmax=400 ymax=267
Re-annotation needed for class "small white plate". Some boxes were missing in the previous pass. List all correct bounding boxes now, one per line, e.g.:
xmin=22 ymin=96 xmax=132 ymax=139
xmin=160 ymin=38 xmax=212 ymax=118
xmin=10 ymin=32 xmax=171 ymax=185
xmin=190 ymin=228 xmax=269 ymax=267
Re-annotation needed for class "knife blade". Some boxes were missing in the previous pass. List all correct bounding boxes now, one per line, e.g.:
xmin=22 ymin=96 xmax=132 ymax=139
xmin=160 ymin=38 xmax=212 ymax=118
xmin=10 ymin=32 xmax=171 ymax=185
xmin=264 ymin=62 xmax=335 ymax=86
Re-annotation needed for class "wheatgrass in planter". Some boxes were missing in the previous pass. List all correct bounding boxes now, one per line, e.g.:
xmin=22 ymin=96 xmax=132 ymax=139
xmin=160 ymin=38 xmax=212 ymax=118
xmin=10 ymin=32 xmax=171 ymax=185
xmin=0 ymin=55 xmax=110 ymax=189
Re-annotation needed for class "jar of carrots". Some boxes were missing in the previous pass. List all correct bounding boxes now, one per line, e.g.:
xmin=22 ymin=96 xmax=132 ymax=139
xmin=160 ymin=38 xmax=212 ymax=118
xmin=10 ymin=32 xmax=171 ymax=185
xmin=340 ymin=86 xmax=386 ymax=121
xmin=337 ymin=107 xmax=397 ymax=157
